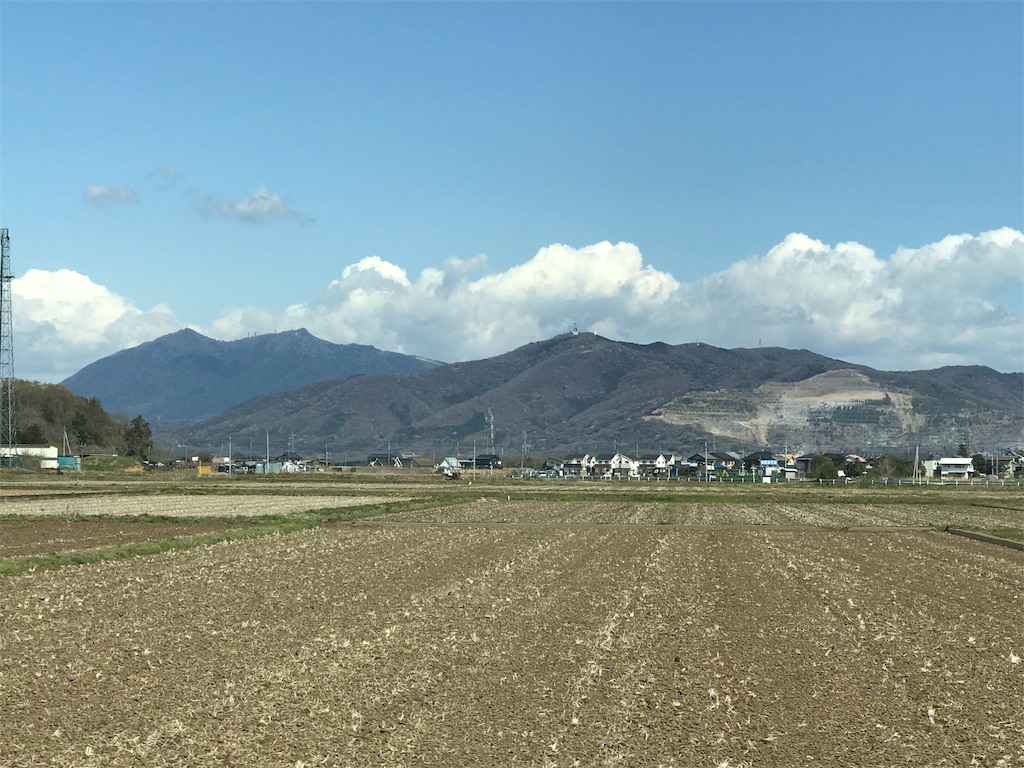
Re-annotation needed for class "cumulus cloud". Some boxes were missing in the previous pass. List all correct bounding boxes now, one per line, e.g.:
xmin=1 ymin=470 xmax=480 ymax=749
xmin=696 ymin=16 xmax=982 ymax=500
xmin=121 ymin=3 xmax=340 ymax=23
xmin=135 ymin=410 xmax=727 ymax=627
xmin=83 ymin=184 xmax=140 ymax=207
xmin=13 ymin=229 xmax=1024 ymax=382
xmin=12 ymin=269 xmax=182 ymax=381
xmin=675 ymin=228 xmax=1024 ymax=370
xmin=339 ymin=256 xmax=413 ymax=287
xmin=207 ymin=229 xmax=1024 ymax=373
xmin=206 ymin=241 xmax=681 ymax=362
xmin=201 ymin=185 xmax=312 ymax=224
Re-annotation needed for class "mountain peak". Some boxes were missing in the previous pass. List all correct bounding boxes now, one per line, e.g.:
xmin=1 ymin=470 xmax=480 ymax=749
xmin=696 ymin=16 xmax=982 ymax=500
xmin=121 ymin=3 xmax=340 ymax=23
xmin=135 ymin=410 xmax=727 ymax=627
xmin=61 ymin=329 xmax=442 ymax=421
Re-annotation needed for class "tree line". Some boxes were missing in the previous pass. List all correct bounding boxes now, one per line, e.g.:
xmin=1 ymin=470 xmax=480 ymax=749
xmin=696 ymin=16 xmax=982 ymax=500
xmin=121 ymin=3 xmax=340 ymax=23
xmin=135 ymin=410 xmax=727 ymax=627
xmin=11 ymin=380 xmax=153 ymax=459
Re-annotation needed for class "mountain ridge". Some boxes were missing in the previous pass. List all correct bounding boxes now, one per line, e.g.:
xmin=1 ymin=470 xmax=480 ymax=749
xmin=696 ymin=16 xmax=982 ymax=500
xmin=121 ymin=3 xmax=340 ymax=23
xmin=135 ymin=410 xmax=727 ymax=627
xmin=60 ymin=328 xmax=443 ymax=422
xmin=181 ymin=333 xmax=1023 ymax=459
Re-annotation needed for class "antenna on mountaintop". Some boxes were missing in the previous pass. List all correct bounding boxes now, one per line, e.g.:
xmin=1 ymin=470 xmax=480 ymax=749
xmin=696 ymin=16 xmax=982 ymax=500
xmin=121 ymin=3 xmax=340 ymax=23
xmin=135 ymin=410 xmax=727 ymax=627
xmin=0 ymin=228 xmax=15 ymax=449
xmin=572 ymin=322 xmax=579 ymax=336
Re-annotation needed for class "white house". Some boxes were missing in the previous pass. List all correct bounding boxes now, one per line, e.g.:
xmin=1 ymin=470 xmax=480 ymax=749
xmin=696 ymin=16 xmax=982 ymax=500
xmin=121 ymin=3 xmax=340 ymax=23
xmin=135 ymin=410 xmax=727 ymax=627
xmin=638 ymin=453 xmax=669 ymax=471
xmin=610 ymin=452 xmax=639 ymax=477
xmin=938 ymin=457 xmax=975 ymax=480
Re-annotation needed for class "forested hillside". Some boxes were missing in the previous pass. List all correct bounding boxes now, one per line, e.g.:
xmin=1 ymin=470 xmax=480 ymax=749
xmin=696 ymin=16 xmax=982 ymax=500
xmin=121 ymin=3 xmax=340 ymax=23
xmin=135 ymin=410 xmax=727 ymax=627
xmin=11 ymin=380 xmax=123 ymax=452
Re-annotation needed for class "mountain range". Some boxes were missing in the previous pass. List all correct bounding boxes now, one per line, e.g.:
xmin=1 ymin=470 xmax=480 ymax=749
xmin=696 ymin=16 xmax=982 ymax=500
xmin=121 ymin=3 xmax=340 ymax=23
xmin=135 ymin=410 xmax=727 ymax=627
xmin=60 ymin=328 xmax=441 ymax=423
xmin=166 ymin=332 xmax=1022 ymax=460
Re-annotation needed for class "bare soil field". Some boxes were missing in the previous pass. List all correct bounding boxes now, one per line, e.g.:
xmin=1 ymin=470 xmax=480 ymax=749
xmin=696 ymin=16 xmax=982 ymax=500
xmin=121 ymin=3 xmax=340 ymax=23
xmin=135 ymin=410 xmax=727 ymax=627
xmin=379 ymin=497 xmax=1024 ymax=531
xmin=0 ymin=491 xmax=403 ymax=558
xmin=0 ymin=519 xmax=241 ymax=557
xmin=0 ymin=493 xmax=394 ymax=519
xmin=1 ymin=496 xmax=1022 ymax=767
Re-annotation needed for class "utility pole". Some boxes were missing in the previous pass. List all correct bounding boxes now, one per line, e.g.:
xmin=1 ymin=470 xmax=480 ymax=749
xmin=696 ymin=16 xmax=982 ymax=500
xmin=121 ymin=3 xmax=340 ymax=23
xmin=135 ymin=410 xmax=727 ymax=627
xmin=0 ymin=229 xmax=15 ymax=449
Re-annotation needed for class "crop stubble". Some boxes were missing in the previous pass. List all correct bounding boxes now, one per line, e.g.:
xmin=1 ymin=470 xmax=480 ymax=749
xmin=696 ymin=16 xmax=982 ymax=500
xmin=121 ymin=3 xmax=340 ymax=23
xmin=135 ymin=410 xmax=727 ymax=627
xmin=1 ymin=500 xmax=1022 ymax=767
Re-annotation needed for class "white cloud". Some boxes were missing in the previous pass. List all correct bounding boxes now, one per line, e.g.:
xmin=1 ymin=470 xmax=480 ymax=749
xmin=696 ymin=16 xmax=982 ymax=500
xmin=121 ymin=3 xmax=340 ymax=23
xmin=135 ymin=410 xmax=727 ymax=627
xmin=12 ymin=269 xmax=182 ymax=381
xmin=206 ymin=240 xmax=681 ymax=362
xmin=675 ymin=228 xmax=1024 ymax=370
xmin=83 ymin=184 xmax=140 ymax=207
xmin=206 ymin=229 xmax=1024 ymax=373
xmin=150 ymin=164 xmax=182 ymax=188
xmin=339 ymin=256 xmax=412 ymax=287
xmin=201 ymin=185 xmax=312 ymax=224
xmin=12 ymin=229 xmax=1024 ymax=382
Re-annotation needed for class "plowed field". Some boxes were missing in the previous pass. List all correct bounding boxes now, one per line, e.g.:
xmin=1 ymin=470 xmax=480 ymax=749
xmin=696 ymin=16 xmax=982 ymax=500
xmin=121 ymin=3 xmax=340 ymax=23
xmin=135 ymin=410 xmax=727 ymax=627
xmin=379 ymin=497 xmax=1023 ymax=529
xmin=2 ymin=498 xmax=1022 ymax=767
xmin=0 ymin=493 xmax=396 ymax=557
xmin=0 ymin=493 xmax=390 ymax=518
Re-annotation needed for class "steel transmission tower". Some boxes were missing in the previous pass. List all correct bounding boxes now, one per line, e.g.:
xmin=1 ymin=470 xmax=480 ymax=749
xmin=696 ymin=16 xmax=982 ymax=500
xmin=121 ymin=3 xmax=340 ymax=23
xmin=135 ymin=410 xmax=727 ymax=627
xmin=0 ymin=228 xmax=14 ymax=448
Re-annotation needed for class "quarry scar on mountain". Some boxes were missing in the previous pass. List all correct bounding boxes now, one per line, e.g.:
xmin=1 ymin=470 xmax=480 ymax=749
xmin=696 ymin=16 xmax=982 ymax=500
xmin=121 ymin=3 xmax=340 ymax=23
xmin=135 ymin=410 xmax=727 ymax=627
xmin=650 ymin=369 xmax=925 ymax=446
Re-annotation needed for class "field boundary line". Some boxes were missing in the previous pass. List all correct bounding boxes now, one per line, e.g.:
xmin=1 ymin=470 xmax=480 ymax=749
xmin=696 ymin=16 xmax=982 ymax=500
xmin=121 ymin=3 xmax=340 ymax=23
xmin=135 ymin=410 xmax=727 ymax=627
xmin=944 ymin=527 xmax=1024 ymax=552
xmin=351 ymin=521 xmax=937 ymax=532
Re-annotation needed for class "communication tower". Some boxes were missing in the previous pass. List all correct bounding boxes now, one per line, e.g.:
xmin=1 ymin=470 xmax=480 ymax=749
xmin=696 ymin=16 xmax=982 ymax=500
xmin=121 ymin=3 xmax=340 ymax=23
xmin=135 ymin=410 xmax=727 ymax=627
xmin=0 ymin=228 xmax=14 ymax=448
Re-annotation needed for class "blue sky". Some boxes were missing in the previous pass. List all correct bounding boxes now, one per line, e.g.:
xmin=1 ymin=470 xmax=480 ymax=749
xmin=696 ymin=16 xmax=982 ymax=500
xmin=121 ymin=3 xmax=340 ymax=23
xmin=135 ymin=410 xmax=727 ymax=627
xmin=1 ymin=1 xmax=1022 ymax=381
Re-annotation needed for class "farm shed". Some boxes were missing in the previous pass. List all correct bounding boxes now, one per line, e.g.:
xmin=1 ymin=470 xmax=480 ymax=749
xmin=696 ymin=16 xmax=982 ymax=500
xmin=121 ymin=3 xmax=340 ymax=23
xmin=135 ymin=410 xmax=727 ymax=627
xmin=0 ymin=444 xmax=59 ymax=469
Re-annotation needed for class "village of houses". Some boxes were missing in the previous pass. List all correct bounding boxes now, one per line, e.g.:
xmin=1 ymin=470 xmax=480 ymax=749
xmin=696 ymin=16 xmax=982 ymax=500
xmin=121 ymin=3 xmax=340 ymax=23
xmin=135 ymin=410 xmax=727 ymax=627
xmin=184 ymin=444 xmax=1023 ymax=482
xmin=376 ymin=448 xmax=1022 ymax=483
xmin=5 ymin=443 xmax=1021 ymax=483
